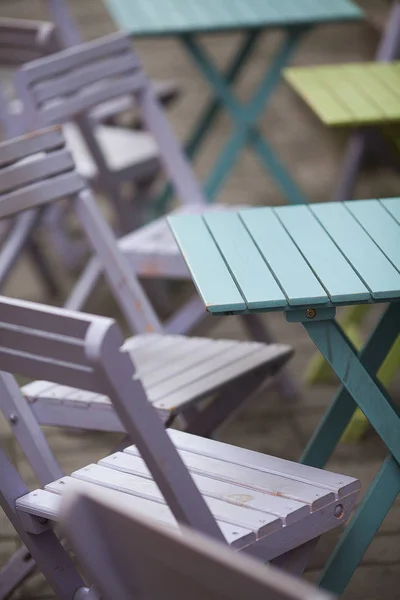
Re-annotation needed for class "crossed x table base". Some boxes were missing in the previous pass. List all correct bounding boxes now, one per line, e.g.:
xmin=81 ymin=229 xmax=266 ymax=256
xmin=301 ymin=301 xmax=400 ymax=593
xmin=168 ymin=198 xmax=400 ymax=595
xmin=157 ymin=28 xmax=309 ymax=212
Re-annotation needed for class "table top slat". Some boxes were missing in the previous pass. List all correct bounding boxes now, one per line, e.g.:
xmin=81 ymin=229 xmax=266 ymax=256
xmin=310 ymin=203 xmax=400 ymax=299
xmin=203 ymin=211 xmax=286 ymax=309
xmin=284 ymin=68 xmax=353 ymax=126
xmin=274 ymin=205 xmax=371 ymax=303
xmin=105 ymin=0 xmax=363 ymax=36
xmin=239 ymin=208 xmax=328 ymax=306
xmin=285 ymin=62 xmax=400 ymax=127
xmin=381 ymin=198 xmax=400 ymax=224
xmin=345 ymin=200 xmax=400 ymax=273
xmin=167 ymin=214 xmax=245 ymax=313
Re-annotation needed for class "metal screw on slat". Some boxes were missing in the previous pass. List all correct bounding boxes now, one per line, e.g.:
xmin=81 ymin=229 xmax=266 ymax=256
xmin=9 ymin=413 xmax=18 ymax=424
xmin=305 ymin=308 xmax=316 ymax=319
xmin=334 ymin=504 xmax=344 ymax=518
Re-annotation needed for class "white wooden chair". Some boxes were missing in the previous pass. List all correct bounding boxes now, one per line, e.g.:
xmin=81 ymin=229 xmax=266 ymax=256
xmin=13 ymin=32 xmax=293 ymax=380
xmin=61 ymin=484 xmax=336 ymax=600
xmin=0 ymin=295 xmax=359 ymax=599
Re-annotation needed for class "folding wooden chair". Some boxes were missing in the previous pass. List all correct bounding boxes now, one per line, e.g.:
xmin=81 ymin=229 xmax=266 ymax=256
xmin=61 ymin=484 xmax=335 ymax=600
xmin=47 ymin=0 xmax=180 ymax=122
xmin=0 ymin=18 xmax=163 ymax=283
xmin=0 ymin=295 xmax=359 ymax=599
xmin=0 ymin=17 xmax=65 ymax=294
xmin=0 ymin=126 xmax=292 ymax=441
xmin=12 ymin=32 xmax=295 ymax=374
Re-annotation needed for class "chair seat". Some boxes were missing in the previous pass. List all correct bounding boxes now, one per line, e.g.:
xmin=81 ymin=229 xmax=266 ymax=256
xmin=16 ymin=428 xmax=360 ymax=560
xmin=120 ymin=204 xmax=248 ymax=278
xmin=62 ymin=122 xmax=160 ymax=181
xmin=22 ymin=334 xmax=291 ymax=430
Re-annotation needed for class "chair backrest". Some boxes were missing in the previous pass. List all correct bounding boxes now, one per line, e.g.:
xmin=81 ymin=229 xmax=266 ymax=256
xmin=0 ymin=127 xmax=162 ymax=335
xmin=0 ymin=126 xmax=84 ymax=219
xmin=0 ymin=293 xmax=223 ymax=541
xmin=62 ymin=485 xmax=334 ymax=600
xmin=0 ymin=18 xmax=58 ymax=139
xmin=15 ymin=32 xmax=205 ymax=206
xmin=0 ymin=17 xmax=57 ymax=67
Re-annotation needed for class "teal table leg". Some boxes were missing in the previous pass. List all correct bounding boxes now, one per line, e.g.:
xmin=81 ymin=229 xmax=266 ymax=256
xmin=301 ymin=302 xmax=400 ymax=468
xmin=319 ymin=455 xmax=400 ymax=594
xmin=182 ymin=30 xmax=309 ymax=205
xmin=303 ymin=314 xmax=400 ymax=466
xmin=154 ymin=30 xmax=261 ymax=215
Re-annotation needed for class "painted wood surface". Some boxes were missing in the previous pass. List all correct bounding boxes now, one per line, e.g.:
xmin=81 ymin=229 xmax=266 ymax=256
xmin=105 ymin=0 xmax=363 ymax=36
xmin=285 ymin=62 xmax=400 ymax=126
xmin=168 ymin=199 xmax=400 ymax=314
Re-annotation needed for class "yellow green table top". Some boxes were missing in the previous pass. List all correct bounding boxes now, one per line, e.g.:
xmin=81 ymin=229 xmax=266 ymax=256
xmin=285 ymin=62 xmax=400 ymax=127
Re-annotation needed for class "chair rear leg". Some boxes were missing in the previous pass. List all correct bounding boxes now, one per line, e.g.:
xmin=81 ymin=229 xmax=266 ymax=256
xmin=333 ymin=130 xmax=367 ymax=202
xmin=0 ymin=211 xmax=59 ymax=296
xmin=64 ymin=256 xmax=102 ymax=311
xmin=180 ymin=365 xmax=269 ymax=438
xmin=240 ymin=313 xmax=298 ymax=400
xmin=0 ymin=449 xmax=86 ymax=600
xmin=270 ymin=538 xmax=320 ymax=576
xmin=0 ymin=546 xmax=36 ymax=600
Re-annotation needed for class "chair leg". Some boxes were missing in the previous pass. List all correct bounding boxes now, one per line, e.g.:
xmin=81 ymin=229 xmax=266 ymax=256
xmin=64 ymin=256 xmax=102 ymax=311
xmin=181 ymin=365 xmax=272 ymax=437
xmin=164 ymin=295 xmax=208 ymax=335
xmin=319 ymin=455 xmax=400 ymax=594
xmin=0 ymin=373 xmax=63 ymax=486
xmin=27 ymin=238 xmax=60 ymax=297
xmin=333 ymin=130 xmax=367 ymax=202
xmin=240 ymin=313 xmax=298 ymax=400
xmin=0 ymin=448 xmax=86 ymax=600
xmin=0 ymin=546 xmax=36 ymax=600
xmin=271 ymin=537 xmax=320 ymax=576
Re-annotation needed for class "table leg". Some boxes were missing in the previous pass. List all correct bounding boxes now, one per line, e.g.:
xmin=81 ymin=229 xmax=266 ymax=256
xmin=181 ymin=29 xmax=309 ymax=204
xmin=155 ymin=30 xmax=261 ymax=214
xmin=318 ymin=455 xmax=400 ymax=594
xmin=301 ymin=302 xmax=400 ymax=468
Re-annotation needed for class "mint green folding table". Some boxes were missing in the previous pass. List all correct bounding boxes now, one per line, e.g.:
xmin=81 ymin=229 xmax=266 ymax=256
xmin=168 ymin=198 xmax=400 ymax=594
xmin=104 ymin=0 xmax=363 ymax=209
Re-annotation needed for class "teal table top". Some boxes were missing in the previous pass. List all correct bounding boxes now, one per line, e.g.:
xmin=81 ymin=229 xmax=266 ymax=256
xmin=104 ymin=0 xmax=363 ymax=37
xmin=168 ymin=199 xmax=400 ymax=315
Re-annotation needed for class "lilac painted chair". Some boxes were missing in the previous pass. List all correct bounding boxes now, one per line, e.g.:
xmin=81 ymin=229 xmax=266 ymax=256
xmin=47 ymin=0 xmax=180 ymax=122
xmin=0 ymin=294 xmax=359 ymax=598
xmin=13 ymin=32 xmax=293 ymax=376
xmin=0 ymin=126 xmax=291 ymax=438
xmin=0 ymin=19 xmax=162 ymax=284
xmin=0 ymin=18 xmax=63 ymax=294
xmin=61 ymin=485 xmax=335 ymax=600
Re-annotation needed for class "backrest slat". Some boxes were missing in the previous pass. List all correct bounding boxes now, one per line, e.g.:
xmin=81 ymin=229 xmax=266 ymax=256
xmin=0 ymin=149 xmax=75 ymax=195
xmin=0 ymin=172 xmax=85 ymax=219
xmin=39 ymin=73 xmax=146 ymax=125
xmin=0 ymin=126 xmax=64 ymax=166
xmin=34 ymin=53 xmax=140 ymax=104
xmin=19 ymin=32 xmax=135 ymax=85
xmin=0 ymin=128 xmax=85 ymax=219
xmin=0 ymin=18 xmax=57 ymax=66
xmin=0 ymin=295 xmax=116 ymax=392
